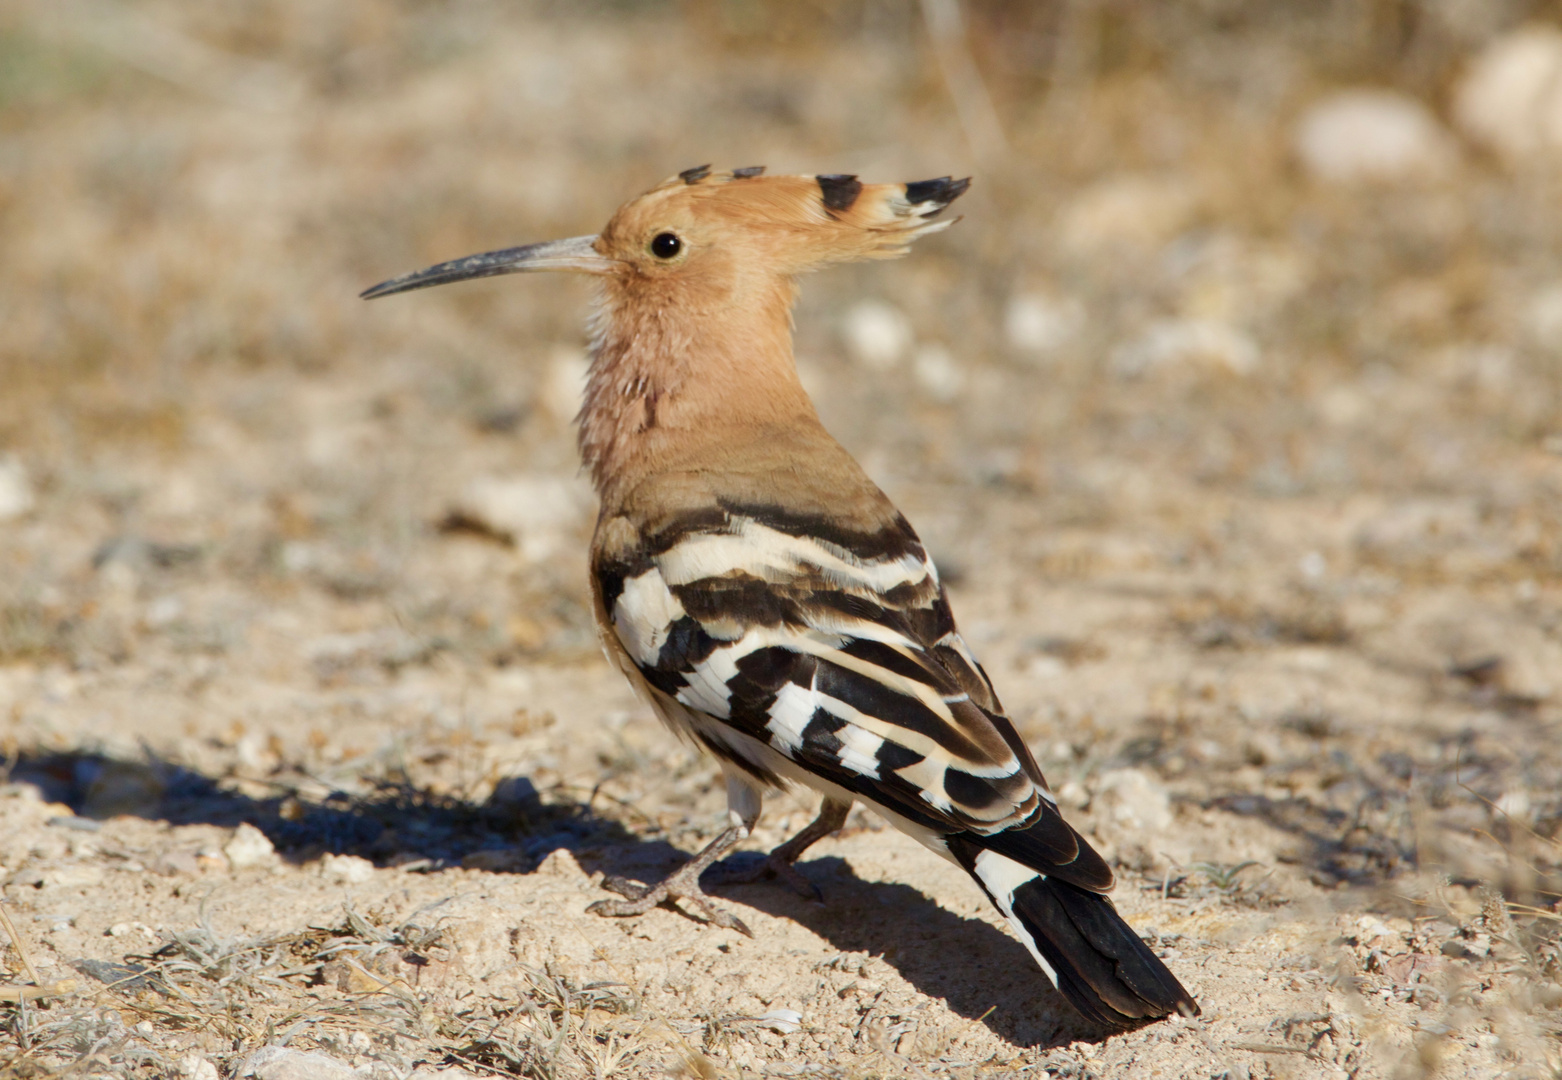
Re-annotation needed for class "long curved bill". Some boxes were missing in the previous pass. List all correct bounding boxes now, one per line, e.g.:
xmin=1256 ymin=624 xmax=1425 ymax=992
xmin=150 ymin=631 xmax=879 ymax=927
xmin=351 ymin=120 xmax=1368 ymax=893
xmin=360 ymin=235 xmax=612 ymax=300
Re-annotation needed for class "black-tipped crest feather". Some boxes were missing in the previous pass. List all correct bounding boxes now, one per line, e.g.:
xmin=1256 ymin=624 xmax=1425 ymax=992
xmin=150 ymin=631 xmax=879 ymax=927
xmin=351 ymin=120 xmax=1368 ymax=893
xmin=904 ymin=176 xmax=971 ymax=215
xmin=816 ymin=173 xmax=863 ymax=212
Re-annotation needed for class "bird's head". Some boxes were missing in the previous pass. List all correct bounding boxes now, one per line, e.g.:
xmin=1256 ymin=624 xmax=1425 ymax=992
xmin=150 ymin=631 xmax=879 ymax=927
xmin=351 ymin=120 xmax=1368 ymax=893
xmin=361 ymin=166 xmax=969 ymax=302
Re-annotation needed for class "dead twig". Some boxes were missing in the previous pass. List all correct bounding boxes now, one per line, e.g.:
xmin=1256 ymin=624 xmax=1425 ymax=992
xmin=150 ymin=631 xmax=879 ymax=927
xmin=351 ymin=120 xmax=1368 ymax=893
xmin=0 ymin=901 xmax=42 ymax=987
xmin=0 ymin=979 xmax=77 ymax=1003
xmin=919 ymin=0 xmax=1006 ymax=165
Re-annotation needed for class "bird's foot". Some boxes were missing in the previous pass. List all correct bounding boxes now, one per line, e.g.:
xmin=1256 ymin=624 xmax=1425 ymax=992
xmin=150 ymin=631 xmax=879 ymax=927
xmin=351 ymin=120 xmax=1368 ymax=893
xmin=589 ymin=863 xmax=753 ymax=936
xmin=703 ymin=798 xmax=849 ymax=902
xmin=704 ymin=851 xmax=823 ymax=903
xmin=586 ymin=823 xmax=754 ymax=936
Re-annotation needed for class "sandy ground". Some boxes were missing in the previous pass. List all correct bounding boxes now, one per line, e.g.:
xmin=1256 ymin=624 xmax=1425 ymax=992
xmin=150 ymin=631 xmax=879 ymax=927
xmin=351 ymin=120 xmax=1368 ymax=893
xmin=1 ymin=3 xmax=1560 ymax=1077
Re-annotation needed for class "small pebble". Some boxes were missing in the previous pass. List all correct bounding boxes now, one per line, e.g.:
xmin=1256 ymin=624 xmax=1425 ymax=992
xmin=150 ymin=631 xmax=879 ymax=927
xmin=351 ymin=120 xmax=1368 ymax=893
xmin=0 ymin=456 xmax=35 ymax=521
xmin=319 ymin=853 xmax=375 ymax=883
xmin=1004 ymin=292 xmax=1083 ymax=360
xmin=1455 ymin=26 xmax=1562 ymax=163
xmin=1294 ymin=89 xmax=1455 ymax=183
xmin=223 ymin=823 xmax=276 ymax=870
xmin=911 ymin=344 xmax=964 ymax=402
xmin=842 ymin=299 xmax=912 ymax=371
xmin=178 ymin=1052 xmax=219 ymax=1080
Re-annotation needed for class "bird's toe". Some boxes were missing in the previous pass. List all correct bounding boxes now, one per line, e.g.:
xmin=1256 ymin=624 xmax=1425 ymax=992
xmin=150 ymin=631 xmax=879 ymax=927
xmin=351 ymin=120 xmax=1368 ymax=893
xmin=588 ymin=869 xmax=754 ymax=935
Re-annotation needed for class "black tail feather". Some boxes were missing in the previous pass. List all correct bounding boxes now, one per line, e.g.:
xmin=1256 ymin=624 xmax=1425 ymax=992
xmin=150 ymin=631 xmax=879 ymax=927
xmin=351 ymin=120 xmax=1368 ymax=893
xmin=1010 ymin=875 xmax=1199 ymax=1026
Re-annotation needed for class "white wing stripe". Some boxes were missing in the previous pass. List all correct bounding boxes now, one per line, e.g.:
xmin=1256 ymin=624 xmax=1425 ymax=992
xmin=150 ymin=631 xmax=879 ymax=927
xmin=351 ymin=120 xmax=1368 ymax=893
xmin=613 ymin=567 xmax=686 ymax=664
xmin=889 ymin=754 xmax=954 ymax=812
xmin=836 ymin=724 xmax=885 ymax=779
xmin=675 ymin=643 xmax=741 ymax=719
xmin=658 ymin=518 xmax=932 ymax=594
xmin=764 ymin=680 xmax=817 ymax=754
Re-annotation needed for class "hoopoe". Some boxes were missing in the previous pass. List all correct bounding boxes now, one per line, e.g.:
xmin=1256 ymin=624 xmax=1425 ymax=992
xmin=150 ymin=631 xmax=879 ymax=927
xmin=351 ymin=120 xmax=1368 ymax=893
xmin=364 ymin=165 xmax=1199 ymax=1027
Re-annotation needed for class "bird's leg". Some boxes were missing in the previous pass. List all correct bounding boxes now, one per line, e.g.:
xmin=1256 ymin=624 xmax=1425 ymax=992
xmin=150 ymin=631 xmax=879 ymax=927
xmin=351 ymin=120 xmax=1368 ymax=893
xmin=706 ymin=797 xmax=852 ymax=901
xmin=588 ymin=824 xmax=755 ymax=936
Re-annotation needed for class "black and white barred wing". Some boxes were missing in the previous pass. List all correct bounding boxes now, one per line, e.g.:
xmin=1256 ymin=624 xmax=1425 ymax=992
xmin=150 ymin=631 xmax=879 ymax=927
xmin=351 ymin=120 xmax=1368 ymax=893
xmin=597 ymin=506 xmax=1196 ymax=1025
xmin=596 ymin=509 xmax=1111 ymax=893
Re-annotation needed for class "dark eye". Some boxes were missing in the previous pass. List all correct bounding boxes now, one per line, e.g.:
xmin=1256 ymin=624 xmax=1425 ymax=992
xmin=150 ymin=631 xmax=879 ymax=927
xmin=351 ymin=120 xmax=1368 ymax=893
xmin=650 ymin=232 xmax=682 ymax=259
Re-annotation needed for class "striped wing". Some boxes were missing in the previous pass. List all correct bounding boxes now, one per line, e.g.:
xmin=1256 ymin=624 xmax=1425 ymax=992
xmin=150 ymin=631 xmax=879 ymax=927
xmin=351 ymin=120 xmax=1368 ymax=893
xmin=594 ymin=501 xmax=1112 ymax=892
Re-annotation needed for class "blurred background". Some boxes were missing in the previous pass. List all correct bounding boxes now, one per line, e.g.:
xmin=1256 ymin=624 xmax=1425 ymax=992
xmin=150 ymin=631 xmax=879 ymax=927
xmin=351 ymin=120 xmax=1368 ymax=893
xmin=5 ymin=0 xmax=1562 ymax=619
xmin=1 ymin=0 xmax=1562 ymax=1072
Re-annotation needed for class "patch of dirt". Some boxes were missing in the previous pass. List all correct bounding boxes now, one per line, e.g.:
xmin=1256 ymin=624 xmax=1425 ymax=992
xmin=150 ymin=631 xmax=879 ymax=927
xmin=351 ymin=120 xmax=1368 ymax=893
xmin=1 ymin=3 xmax=1560 ymax=1077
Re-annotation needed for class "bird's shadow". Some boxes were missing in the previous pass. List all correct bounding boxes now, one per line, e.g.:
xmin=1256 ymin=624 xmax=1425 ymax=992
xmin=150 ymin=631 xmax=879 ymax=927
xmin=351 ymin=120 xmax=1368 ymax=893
xmin=562 ymin=837 xmax=1111 ymax=1048
xmin=705 ymin=853 xmax=1106 ymax=1049
xmin=6 ymin=749 xmax=1106 ymax=1048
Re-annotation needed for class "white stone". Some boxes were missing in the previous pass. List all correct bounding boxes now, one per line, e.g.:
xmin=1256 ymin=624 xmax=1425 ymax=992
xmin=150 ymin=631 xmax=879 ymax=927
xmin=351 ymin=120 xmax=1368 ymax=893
xmin=1318 ymin=383 xmax=1371 ymax=426
xmin=1056 ymin=779 xmax=1089 ymax=809
xmin=1058 ymin=175 xmax=1198 ymax=256
xmin=1294 ymin=89 xmax=1455 ymax=183
xmin=234 ymin=1046 xmax=358 ymax=1080
xmin=37 ymin=865 xmax=104 ymax=888
xmin=1110 ymin=318 xmax=1259 ymax=378
xmin=235 ymin=731 xmax=276 ymax=773
xmin=144 ymin=595 xmax=184 ymax=629
xmin=1525 ymin=281 xmax=1562 ymax=347
xmin=756 ymin=1008 xmax=803 ymax=1034
xmin=1454 ymin=25 xmax=1562 ymax=163
xmin=1299 ymin=551 xmax=1326 ymax=580
xmin=1094 ymin=768 xmax=1171 ymax=832
xmin=1501 ymin=649 xmax=1557 ymax=703
xmin=0 ymin=456 xmax=35 ymax=521
xmin=450 ymin=474 xmax=592 ymax=562
xmin=842 ymin=299 xmax=913 ymax=371
xmin=911 ymin=344 xmax=964 ymax=402
xmin=320 ymin=853 xmax=375 ymax=883
xmin=279 ymin=541 xmax=317 ymax=573
xmin=178 ymin=1052 xmax=220 ymax=1080
xmin=1024 ymin=655 xmax=1066 ymax=680
xmin=1494 ymin=790 xmax=1532 ymax=821
xmin=1004 ymin=293 xmax=1084 ymax=359
xmin=223 ymin=822 xmax=276 ymax=869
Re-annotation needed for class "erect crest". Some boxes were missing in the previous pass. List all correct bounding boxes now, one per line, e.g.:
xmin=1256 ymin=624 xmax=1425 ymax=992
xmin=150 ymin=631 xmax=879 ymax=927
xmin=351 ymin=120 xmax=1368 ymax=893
xmin=600 ymin=166 xmax=972 ymax=273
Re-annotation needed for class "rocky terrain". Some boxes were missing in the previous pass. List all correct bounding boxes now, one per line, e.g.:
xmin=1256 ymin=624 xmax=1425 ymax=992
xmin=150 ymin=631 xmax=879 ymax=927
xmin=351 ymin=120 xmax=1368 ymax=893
xmin=0 ymin=2 xmax=1559 ymax=1077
